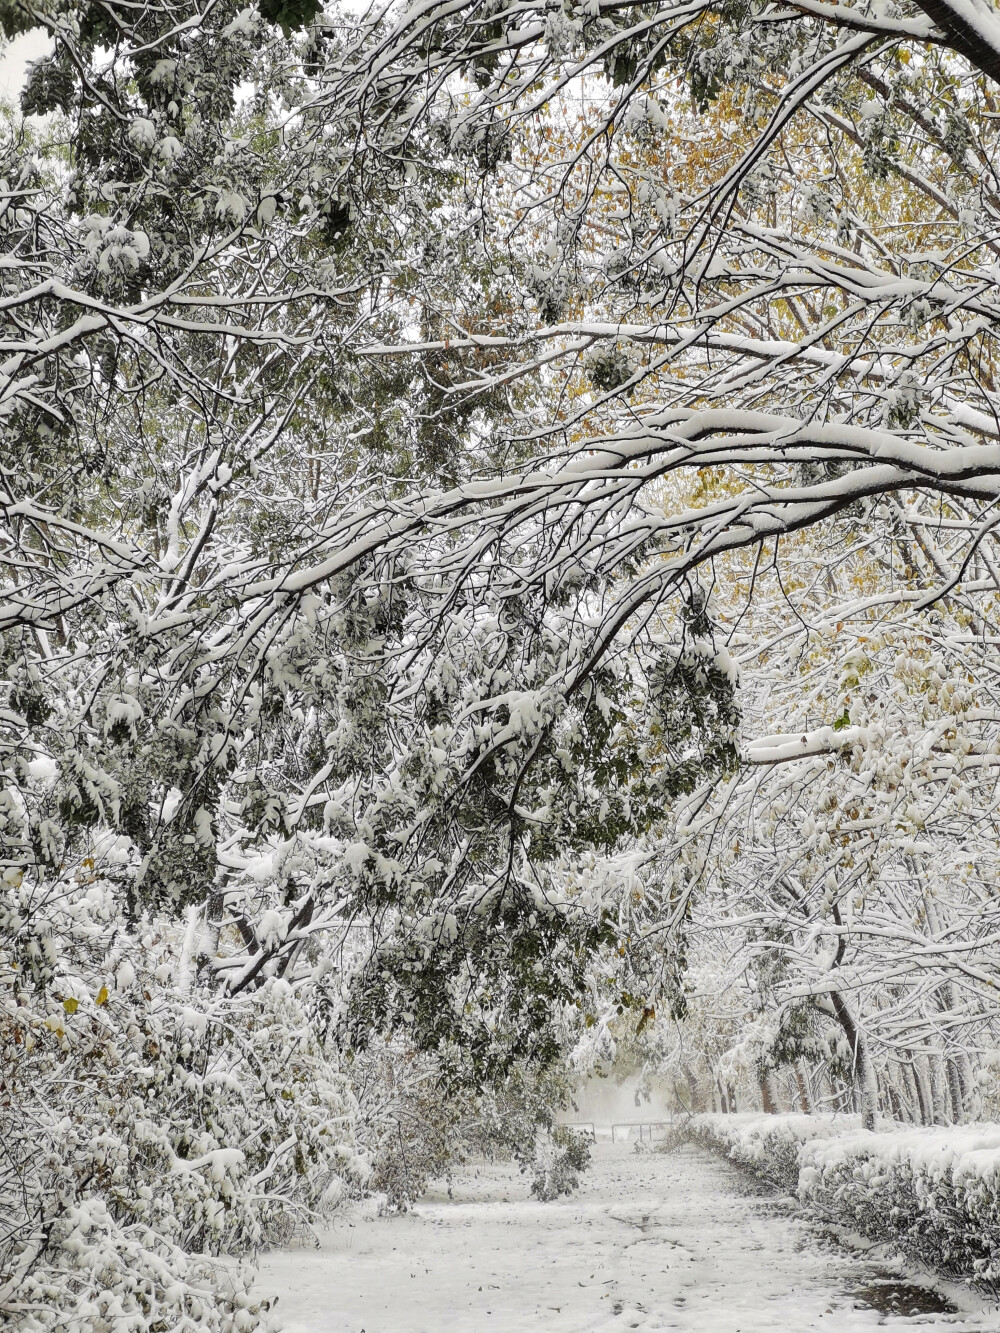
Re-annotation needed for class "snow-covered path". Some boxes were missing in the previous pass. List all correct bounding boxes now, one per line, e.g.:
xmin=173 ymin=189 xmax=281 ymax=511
xmin=259 ymin=1142 xmax=996 ymax=1332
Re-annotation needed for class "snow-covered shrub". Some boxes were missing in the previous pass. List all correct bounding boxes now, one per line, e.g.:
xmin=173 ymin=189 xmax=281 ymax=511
xmin=799 ymin=1125 xmax=1000 ymax=1284
xmin=0 ymin=870 xmax=364 ymax=1331
xmin=353 ymin=1036 xmax=587 ymax=1208
xmin=687 ymin=1112 xmax=849 ymax=1191
xmin=1 ymin=1208 xmax=271 ymax=1333
xmin=691 ymin=1113 xmax=1000 ymax=1284
xmin=530 ymin=1127 xmax=592 ymax=1201
xmin=352 ymin=1039 xmax=468 ymax=1209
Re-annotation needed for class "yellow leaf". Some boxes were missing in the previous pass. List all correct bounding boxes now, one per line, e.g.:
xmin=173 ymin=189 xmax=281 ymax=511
xmin=96 ymin=986 xmax=109 ymax=1006
xmin=63 ymin=997 xmax=79 ymax=1015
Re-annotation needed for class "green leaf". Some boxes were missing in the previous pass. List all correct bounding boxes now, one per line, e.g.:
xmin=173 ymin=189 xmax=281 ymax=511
xmin=257 ymin=0 xmax=321 ymax=36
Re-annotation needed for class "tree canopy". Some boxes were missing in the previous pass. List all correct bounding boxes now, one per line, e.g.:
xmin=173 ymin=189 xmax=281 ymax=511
xmin=6 ymin=0 xmax=1000 ymax=1325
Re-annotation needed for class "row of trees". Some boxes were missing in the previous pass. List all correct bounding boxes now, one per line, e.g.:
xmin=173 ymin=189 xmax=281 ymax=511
xmin=5 ymin=0 xmax=1000 ymax=1323
xmin=625 ymin=536 xmax=1000 ymax=1130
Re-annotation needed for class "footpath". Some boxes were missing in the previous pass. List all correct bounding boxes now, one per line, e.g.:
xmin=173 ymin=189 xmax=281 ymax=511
xmin=259 ymin=1140 xmax=997 ymax=1331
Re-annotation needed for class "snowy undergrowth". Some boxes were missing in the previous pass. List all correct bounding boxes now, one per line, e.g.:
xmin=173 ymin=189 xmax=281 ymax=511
xmin=353 ymin=1038 xmax=592 ymax=1209
xmin=689 ymin=1113 xmax=1000 ymax=1286
xmin=1 ymin=875 xmax=366 ymax=1333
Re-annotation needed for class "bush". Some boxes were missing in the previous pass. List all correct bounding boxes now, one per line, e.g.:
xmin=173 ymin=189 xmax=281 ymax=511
xmin=1 ymin=873 xmax=364 ymax=1331
xmin=352 ymin=1040 xmax=466 ymax=1209
xmin=353 ymin=1038 xmax=589 ymax=1209
xmin=689 ymin=1113 xmax=1000 ymax=1285
xmin=530 ymin=1127 xmax=592 ymax=1201
xmin=686 ymin=1112 xmax=849 ymax=1191
xmin=799 ymin=1125 xmax=1000 ymax=1284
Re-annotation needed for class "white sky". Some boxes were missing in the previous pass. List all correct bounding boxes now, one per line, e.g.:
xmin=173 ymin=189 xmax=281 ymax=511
xmin=0 ymin=29 xmax=52 ymax=102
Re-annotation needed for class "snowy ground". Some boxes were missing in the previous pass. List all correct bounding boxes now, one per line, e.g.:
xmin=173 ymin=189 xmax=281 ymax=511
xmin=259 ymin=1141 xmax=998 ymax=1332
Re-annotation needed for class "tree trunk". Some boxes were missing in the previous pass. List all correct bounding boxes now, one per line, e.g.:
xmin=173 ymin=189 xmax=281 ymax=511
xmin=760 ymin=1074 xmax=777 ymax=1114
xmin=794 ymin=1063 xmax=811 ymax=1113
xmin=829 ymin=989 xmax=878 ymax=1130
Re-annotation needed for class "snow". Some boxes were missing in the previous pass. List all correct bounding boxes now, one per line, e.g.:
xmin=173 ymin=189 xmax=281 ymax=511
xmin=694 ymin=1110 xmax=845 ymax=1156
xmin=745 ymin=726 xmax=868 ymax=765
xmin=26 ymin=754 xmax=58 ymax=782
xmin=258 ymin=1142 xmax=996 ymax=1331
xmin=800 ymin=1120 xmax=1000 ymax=1182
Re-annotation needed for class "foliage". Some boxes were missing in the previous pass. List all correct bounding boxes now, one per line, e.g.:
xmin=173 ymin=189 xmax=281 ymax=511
xmin=529 ymin=1126 xmax=592 ymax=1202
xmin=693 ymin=1113 xmax=1000 ymax=1288
xmin=6 ymin=0 xmax=1000 ymax=1320
xmin=0 ymin=866 xmax=364 ymax=1329
xmin=353 ymin=1036 xmax=586 ymax=1209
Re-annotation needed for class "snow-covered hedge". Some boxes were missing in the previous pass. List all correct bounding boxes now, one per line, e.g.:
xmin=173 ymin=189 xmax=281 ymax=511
xmin=690 ymin=1113 xmax=1000 ymax=1284
xmin=688 ymin=1112 xmax=854 ymax=1191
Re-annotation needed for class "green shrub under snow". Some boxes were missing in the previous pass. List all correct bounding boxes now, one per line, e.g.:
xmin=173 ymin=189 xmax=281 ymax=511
xmin=529 ymin=1126 xmax=592 ymax=1201
xmin=354 ymin=1037 xmax=590 ymax=1209
xmin=1 ymin=874 xmax=365 ymax=1333
xmin=690 ymin=1113 xmax=1000 ymax=1285
xmin=687 ymin=1113 xmax=852 ymax=1192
